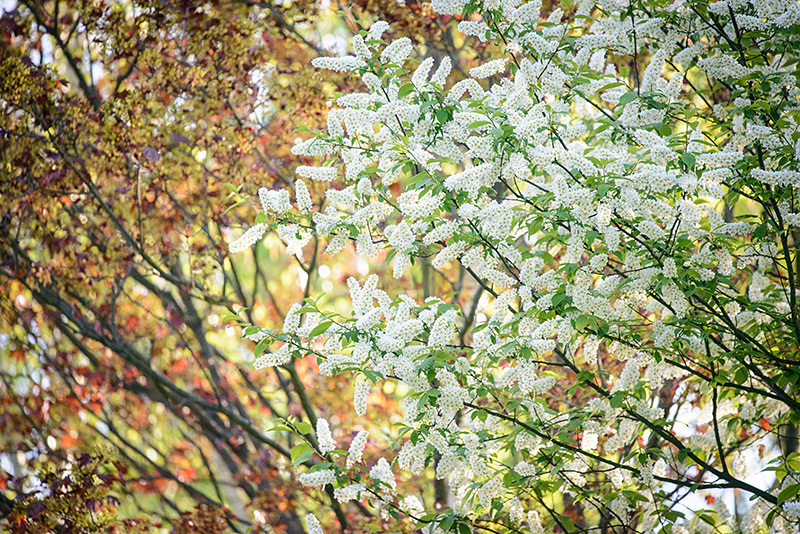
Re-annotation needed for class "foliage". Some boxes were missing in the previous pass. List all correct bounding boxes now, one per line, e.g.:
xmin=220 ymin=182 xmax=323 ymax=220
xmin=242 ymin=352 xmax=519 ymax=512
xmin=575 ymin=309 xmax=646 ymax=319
xmin=5 ymin=453 xmax=152 ymax=534
xmin=228 ymin=0 xmax=800 ymax=533
xmin=5 ymin=452 xmax=245 ymax=534
xmin=0 ymin=0 xmax=467 ymax=531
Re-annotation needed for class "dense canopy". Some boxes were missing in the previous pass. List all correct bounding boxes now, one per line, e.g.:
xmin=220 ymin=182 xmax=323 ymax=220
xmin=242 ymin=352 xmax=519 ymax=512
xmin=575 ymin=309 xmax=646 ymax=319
xmin=2 ymin=0 xmax=800 ymax=533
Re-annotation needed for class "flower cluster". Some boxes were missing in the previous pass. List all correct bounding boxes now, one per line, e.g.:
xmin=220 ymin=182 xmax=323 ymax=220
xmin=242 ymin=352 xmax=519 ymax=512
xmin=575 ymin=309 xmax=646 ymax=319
xmin=228 ymin=1 xmax=800 ymax=532
xmin=315 ymin=418 xmax=336 ymax=455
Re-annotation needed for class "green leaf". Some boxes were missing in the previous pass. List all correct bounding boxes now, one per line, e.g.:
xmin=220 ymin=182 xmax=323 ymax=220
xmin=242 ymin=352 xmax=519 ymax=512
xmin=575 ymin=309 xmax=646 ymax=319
xmin=529 ymin=217 xmax=543 ymax=235
xmin=734 ymin=366 xmax=748 ymax=385
xmin=697 ymin=513 xmax=716 ymax=527
xmin=254 ymin=337 xmax=272 ymax=357
xmin=437 ymin=302 xmax=456 ymax=315
xmin=467 ymin=120 xmax=492 ymax=129
xmin=597 ymin=81 xmax=625 ymax=92
xmin=574 ymin=315 xmax=589 ymax=331
xmin=224 ymin=200 xmax=247 ymax=214
xmin=440 ymin=515 xmax=455 ymax=532
xmin=622 ymin=489 xmax=650 ymax=503
xmin=290 ymin=443 xmax=314 ymax=465
xmin=294 ymin=450 xmax=315 ymax=465
xmin=766 ymin=508 xmax=778 ymax=527
xmin=295 ymin=421 xmax=312 ymax=435
xmin=397 ymin=83 xmax=415 ymax=98
xmin=777 ymin=483 xmax=800 ymax=505
xmin=266 ymin=424 xmax=292 ymax=432
xmin=787 ymin=452 xmax=800 ymax=472
xmin=618 ymin=91 xmax=638 ymax=106
xmin=309 ymin=321 xmax=332 ymax=338
xmin=681 ymin=152 xmax=696 ymax=169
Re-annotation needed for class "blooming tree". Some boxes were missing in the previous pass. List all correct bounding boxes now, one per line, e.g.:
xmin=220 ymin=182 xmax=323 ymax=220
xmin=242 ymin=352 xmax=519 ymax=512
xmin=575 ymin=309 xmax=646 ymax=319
xmin=227 ymin=0 xmax=800 ymax=532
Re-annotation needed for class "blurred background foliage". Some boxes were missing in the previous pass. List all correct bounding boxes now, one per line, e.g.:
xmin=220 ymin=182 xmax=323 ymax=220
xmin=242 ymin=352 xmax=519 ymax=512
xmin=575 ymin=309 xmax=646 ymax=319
xmin=0 ymin=0 xmax=514 ymax=532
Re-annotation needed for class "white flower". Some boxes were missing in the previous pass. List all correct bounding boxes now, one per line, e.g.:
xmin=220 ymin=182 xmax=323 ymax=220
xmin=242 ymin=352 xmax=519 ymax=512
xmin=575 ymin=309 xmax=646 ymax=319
xmin=333 ymin=483 xmax=366 ymax=503
xmin=353 ymin=378 xmax=371 ymax=416
xmin=470 ymin=58 xmax=508 ymax=79
xmin=228 ymin=223 xmax=266 ymax=253
xmin=385 ymin=221 xmax=415 ymax=251
xmin=259 ymin=188 xmax=291 ymax=214
xmin=381 ymin=37 xmax=412 ymax=65
xmin=316 ymin=418 xmax=336 ymax=455
xmin=283 ymin=303 xmax=303 ymax=334
xmin=370 ymin=457 xmax=396 ymax=491
xmin=428 ymin=309 xmax=457 ymax=347
xmin=298 ymin=469 xmax=335 ymax=487
xmin=311 ymin=55 xmax=366 ymax=72
xmin=295 ymin=180 xmax=312 ymax=213
xmin=252 ymin=343 xmax=293 ymax=369
xmin=296 ymin=165 xmax=337 ymax=182
xmin=231 ymin=2 xmax=800 ymax=527
xmin=365 ymin=21 xmax=390 ymax=42
xmin=783 ymin=502 xmax=800 ymax=519
xmin=346 ymin=430 xmax=369 ymax=467
xmin=305 ymin=513 xmax=324 ymax=534
xmin=458 ymin=20 xmax=490 ymax=42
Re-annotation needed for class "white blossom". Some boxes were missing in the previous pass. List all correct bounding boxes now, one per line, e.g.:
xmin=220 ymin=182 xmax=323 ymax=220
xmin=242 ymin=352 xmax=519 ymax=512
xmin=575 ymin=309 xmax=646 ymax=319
xmin=226 ymin=4 xmax=800 ymax=529
xmin=347 ymin=430 xmax=369 ymax=468
xmin=316 ymin=418 xmax=336 ymax=455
